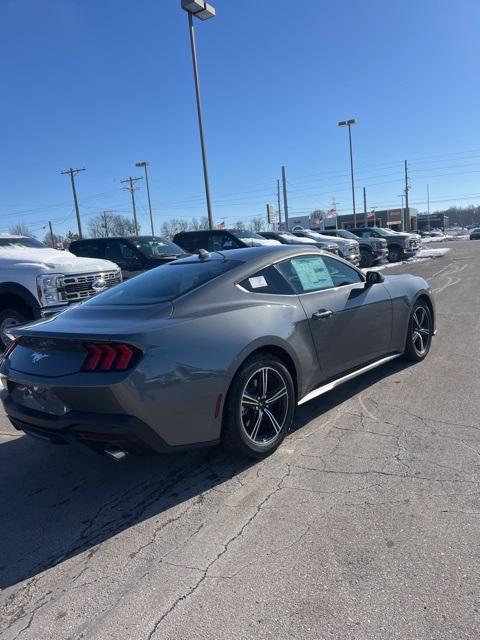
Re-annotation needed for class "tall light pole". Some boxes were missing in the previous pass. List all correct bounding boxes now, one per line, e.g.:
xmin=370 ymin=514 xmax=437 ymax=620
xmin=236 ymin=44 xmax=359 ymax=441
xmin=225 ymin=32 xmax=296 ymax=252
xmin=181 ymin=0 xmax=215 ymax=230
xmin=338 ymin=118 xmax=358 ymax=227
xmin=136 ymin=161 xmax=154 ymax=235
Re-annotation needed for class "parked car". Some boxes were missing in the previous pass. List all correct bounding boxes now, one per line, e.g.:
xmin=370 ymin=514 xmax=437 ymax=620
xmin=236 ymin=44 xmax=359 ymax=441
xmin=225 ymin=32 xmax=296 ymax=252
xmin=69 ymin=235 xmax=187 ymax=280
xmin=259 ymin=231 xmax=340 ymax=256
xmin=349 ymin=227 xmax=420 ymax=262
xmin=0 ymin=245 xmax=435 ymax=460
xmin=173 ymin=229 xmax=280 ymax=253
xmin=320 ymin=228 xmax=388 ymax=268
xmin=292 ymin=229 xmax=360 ymax=265
xmin=469 ymin=228 xmax=480 ymax=240
xmin=0 ymin=235 xmax=121 ymax=350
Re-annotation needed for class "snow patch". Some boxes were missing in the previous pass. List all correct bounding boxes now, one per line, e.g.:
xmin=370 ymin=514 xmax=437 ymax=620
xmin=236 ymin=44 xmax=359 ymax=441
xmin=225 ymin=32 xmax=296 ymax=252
xmin=362 ymin=247 xmax=451 ymax=272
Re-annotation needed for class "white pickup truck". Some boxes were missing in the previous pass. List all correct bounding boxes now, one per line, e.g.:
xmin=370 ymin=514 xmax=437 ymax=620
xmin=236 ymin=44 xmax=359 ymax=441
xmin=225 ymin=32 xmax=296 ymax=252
xmin=0 ymin=235 xmax=121 ymax=349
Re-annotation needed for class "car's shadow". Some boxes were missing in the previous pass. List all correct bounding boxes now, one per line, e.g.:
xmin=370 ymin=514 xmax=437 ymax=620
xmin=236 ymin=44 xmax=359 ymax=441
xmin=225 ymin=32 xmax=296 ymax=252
xmin=1 ymin=358 xmax=412 ymax=591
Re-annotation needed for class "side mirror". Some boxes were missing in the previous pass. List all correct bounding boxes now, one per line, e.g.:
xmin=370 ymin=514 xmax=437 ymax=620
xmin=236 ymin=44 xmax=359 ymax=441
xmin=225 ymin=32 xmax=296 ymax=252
xmin=365 ymin=270 xmax=385 ymax=286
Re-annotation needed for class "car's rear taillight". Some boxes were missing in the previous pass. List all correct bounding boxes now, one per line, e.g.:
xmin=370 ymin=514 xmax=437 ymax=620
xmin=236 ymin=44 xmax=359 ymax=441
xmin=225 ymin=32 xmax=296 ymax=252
xmin=2 ymin=338 xmax=20 ymax=358
xmin=82 ymin=343 xmax=140 ymax=372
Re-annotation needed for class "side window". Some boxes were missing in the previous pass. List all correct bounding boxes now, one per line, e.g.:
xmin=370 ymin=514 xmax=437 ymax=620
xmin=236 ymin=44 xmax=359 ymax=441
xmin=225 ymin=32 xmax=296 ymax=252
xmin=105 ymin=241 xmax=140 ymax=262
xmin=119 ymin=242 xmax=138 ymax=259
xmin=175 ymin=234 xmax=206 ymax=252
xmin=239 ymin=266 xmax=294 ymax=295
xmin=211 ymin=233 xmax=241 ymax=251
xmin=104 ymin=240 xmax=124 ymax=261
xmin=362 ymin=229 xmax=373 ymax=237
xmin=71 ymin=241 xmax=102 ymax=258
xmin=276 ymin=255 xmax=335 ymax=293
xmin=322 ymin=256 xmax=363 ymax=287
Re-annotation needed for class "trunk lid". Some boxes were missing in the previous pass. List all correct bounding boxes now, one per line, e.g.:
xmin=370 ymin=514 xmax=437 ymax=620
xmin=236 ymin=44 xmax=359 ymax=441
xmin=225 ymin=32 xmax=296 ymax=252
xmin=6 ymin=303 xmax=173 ymax=377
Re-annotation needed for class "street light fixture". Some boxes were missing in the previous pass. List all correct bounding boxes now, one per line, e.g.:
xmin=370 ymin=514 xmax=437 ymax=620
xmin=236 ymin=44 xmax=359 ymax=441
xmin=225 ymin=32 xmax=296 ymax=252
xmin=181 ymin=0 xmax=216 ymax=229
xmin=135 ymin=161 xmax=154 ymax=235
xmin=338 ymin=118 xmax=358 ymax=227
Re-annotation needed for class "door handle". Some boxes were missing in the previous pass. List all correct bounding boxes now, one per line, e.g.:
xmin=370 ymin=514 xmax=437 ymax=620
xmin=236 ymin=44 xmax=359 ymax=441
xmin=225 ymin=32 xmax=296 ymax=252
xmin=312 ymin=309 xmax=333 ymax=320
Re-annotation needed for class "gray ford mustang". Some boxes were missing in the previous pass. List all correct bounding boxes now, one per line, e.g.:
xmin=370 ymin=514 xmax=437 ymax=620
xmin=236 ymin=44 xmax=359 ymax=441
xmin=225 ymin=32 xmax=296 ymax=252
xmin=0 ymin=246 xmax=435 ymax=459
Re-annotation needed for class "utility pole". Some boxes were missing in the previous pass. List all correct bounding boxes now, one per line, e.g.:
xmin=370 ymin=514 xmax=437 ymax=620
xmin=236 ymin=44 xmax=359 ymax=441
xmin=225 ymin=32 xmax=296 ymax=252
xmin=121 ymin=176 xmax=143 ymax=235
xmin=48 ymin=221 xmax=55 ymax=248
xmin=102 ymin=211 xmax=109 ymax=236
xmin=277 ymin=179 xmax=282 ymax=226
xmin=427 ymin=184 xmax=431 ymax=231
xmin=136 ymin=162 xmax=154 ymax=235
xmin=281 ymin=166 xmax=289 ymax=230
xmin=404 ymin=160 xmax=410 ymax=232
xmin=332 ymin=197 xmax=338 ymax=229
xmin=363 ymin=187 xmax=367 ymax=227
xmin=61 ymin=167 xmax=85 ymax=238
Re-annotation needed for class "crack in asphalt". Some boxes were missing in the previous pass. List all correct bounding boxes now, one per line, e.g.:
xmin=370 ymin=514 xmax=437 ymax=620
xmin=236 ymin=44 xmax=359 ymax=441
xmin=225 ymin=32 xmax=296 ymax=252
xmin=145 ymin=464 xmax=293 ymax=640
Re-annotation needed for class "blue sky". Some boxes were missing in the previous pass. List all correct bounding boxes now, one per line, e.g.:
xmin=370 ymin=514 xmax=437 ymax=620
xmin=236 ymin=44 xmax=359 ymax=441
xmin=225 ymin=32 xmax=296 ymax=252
xmin=1 ymin=0 xmax=479 ymax=237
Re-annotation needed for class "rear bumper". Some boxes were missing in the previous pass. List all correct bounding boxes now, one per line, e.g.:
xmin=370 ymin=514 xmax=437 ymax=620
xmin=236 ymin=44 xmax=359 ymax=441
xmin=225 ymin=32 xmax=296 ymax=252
xmin=1 ymin=394 xmax=219 ymax=455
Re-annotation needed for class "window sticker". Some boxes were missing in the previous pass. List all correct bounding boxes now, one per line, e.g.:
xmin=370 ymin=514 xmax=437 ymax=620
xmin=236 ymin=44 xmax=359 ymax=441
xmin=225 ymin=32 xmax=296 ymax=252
xmin=248 ymin=275 xmax=268 ymax=289
xmin=291 ymin=257 xmax=334 ymax=292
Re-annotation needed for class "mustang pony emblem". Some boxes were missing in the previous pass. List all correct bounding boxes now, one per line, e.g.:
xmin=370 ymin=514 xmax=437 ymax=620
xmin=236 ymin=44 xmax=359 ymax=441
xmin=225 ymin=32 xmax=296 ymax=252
xmin=31 ymin=352 xmax=49 ymax=364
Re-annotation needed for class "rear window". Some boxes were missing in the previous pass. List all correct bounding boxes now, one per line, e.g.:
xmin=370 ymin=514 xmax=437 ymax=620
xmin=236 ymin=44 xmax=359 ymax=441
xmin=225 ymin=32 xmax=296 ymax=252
xmin=85 ymin=258 xmax=242 ymax=306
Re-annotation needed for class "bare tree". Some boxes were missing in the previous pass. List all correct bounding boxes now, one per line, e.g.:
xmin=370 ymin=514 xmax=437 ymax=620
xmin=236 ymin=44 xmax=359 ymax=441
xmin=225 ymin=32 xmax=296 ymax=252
xmin=64 ymin=230 xmax=80 ymax=249
xmin=234 ymin=221 xmax=245 ymax=231
xmin=42 ymin=232 xmax=65 ymax=249
xmin=88 ymin=212 xmax=138 ymax=238
xmin=9 ymin=222 xmax=36 ymax=237
xmin=310 ymin=209 xmax=326 ymax=226
xmin=248 ymin=217 xmax=264 ymax=233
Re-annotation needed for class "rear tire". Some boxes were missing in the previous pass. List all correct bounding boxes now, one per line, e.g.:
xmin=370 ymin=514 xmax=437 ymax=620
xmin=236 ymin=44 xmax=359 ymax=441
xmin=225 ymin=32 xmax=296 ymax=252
xmin=222 ymin=353 xmax=295 ymax=458
xmin=403 ymin=302 xmax=433 ymax=362
xmin=387 ymin=245 xmax=404 ymax=262
xmin=0 ymin=308 xmax=28 ymax=351
xmin=360 ymin=250 xmax=373 ymax=268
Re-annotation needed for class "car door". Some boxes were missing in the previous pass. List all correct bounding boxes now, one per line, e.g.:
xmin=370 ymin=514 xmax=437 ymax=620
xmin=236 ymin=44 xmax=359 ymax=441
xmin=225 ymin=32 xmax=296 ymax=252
xmin=276 ymin=254 xmax=393 ymax=380
xmin=104 ymin=240 xmax=144 ymax=279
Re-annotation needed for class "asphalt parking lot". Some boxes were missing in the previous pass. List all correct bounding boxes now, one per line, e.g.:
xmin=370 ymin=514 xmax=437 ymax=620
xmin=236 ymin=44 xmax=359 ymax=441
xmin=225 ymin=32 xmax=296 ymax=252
xmin=1 ymin=240 xmax=479 ymax=640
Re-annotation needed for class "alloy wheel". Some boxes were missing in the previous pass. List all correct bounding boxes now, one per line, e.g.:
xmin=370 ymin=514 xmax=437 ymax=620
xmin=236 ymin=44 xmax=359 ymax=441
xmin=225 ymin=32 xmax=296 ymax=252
xmin=411 ymin=306 xmax=431 ymax=356
xmin=240 ymin=366 xmax=289 ymax=446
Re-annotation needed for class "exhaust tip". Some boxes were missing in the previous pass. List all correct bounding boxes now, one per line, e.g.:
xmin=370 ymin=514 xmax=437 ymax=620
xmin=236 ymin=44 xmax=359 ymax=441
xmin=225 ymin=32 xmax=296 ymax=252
xmin=104 ymin=447 xmax=128 ymax=461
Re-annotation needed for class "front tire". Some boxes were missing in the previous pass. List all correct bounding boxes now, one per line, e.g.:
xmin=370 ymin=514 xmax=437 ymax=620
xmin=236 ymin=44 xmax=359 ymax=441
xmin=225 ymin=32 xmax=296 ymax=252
xmin=360 ymin=249 xmax=373 ymax=268
xmin=387 ymin=245 xmax=404 ymax=262
xmin=222 ymin=353 xmax=295 ymax=458
xmin=403 ymin=302 xmax=433 ymax=362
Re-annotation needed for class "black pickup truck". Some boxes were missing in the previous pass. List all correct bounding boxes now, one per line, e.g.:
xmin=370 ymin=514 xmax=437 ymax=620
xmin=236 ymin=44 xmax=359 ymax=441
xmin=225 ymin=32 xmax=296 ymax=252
xmin=349 ymin=227 xmax=421 ymax=263
xmin=321 ymin=228 xmax=388 ymax=267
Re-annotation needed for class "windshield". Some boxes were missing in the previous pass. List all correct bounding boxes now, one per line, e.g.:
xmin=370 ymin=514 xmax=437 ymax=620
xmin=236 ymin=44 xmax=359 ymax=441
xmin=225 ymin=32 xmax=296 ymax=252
xmin=0 ymin=237 xmax=45 ymax=249
xmin=131 ymin=236 xmax=185 ymax=258
xmin=232 ymin=230 xmax=265 ymax=239
xmin=86 ymin=258 xmax=242 ymax=306
xmin=372 ymin=228 xmax=395 ymax=237
xmin=336 ymin=229 xmax=358 ymax=240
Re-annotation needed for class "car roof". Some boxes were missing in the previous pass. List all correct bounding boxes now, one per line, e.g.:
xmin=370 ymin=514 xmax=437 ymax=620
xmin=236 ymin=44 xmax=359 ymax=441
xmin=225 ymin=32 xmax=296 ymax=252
xmin=174 ymin=229 xmax=243 ymax=235
xmin=71 ymin=235 xmax=165 ymax=243
xmin=175 ymin=244 xmax=325 ymax=263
